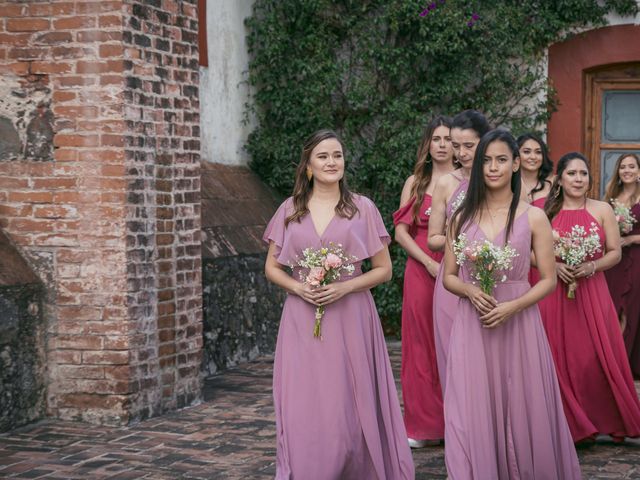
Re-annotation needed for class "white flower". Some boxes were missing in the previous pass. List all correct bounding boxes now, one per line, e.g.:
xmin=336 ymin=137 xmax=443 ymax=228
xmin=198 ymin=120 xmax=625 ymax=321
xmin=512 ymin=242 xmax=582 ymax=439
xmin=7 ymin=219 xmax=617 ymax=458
xmin=451 ymin=190 xmax=466 ymax=213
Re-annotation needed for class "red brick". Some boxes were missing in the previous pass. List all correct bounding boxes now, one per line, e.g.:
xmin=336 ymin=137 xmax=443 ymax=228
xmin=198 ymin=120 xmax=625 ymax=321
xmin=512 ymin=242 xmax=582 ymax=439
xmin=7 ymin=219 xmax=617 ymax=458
xmin=83 ymin=350 xmax=129 ymax=365
xmin=6 ymin=18 xmax=50 ymax=32
xmin=51 ymin=3 xmax=76 ymax=15
xmin=30 ymin=62 xmax=74 ymax=74
xmin=99 ymin=43 xmax=123 ymax=57
xmin=101 ymin=134 xmax=124 ymax=147
xmin=54 ymin=105 xmax=100 ymax=119
xmin=2 ymin=4 xmax=27 ymax=17
xmin=53 ymin=16 xmax=96 ymax=30
xmin=100 ymin=74 xmax=123 ymax=85
xmin=1 ymin=62 xmax=30 ymax=75
xmin=0 ymin=177 xmax=29 ymax=189
xmin=34 ymin=205 xmax=79 ymax=219
xmin=57 ymin=335 xmax=103 ymax=350
xmin=58 ymin=365 xmax=105 ymax=379
xmin=8 ymin=191 xmax=53 ymax=203
xmin=29 ymin=3 xmax=53 ymax=16
xmin=31 ymin=178 xmax=78 ymax=190
xmin=35 ymin=31 xmax=73 ymax=45
xmin=58 ymin=393 xmax=129 ymax=409
xmin=8 ymin=47 xmax=50 ymax=60
xmin=58 ymin=76 xmax=97 ymax=87
xmin=0 ymin=204 xmax=33 ymax=217
xmin=53 ymin=91 xmax=77 ymax=102
xmin=76 ymin=1 xmax=122 ymax=14
xmin=76 ymin=59 xmax=123 ymax=74
xmin=54 ymin=350 xmax=82 ymax=364
xmin=76 ymin=30 xmax=122 ymax=42
xmin=54 ymin=134 xmax=100 ymax=147
xmin=99 ymin=15 xmax=122 ymax=28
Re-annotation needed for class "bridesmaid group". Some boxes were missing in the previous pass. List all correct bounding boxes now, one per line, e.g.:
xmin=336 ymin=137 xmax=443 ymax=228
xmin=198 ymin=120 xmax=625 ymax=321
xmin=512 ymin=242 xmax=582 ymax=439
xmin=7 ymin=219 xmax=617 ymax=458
xmin=263 ymin=118 xmax=640 ymax=478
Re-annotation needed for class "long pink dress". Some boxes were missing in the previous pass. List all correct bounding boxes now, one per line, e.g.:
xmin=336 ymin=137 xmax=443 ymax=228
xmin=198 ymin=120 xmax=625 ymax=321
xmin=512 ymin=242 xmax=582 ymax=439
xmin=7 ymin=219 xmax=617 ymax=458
xmin=393 ymin=194 xmax=444 ymax=440
xmin=538 ymin=207 xmax=640 ymax=442
xmin=445 ymin=209 xmax=581 ymax=479
xmin=264 ymin=195 xmax=415 ymax=480
xmin=433 ymin=178 xmax=468 ymax=391
xmin=605 ymin=202 xmax=640 ymax=378
xmin=527 ymin=196 xmax=547 ymax=286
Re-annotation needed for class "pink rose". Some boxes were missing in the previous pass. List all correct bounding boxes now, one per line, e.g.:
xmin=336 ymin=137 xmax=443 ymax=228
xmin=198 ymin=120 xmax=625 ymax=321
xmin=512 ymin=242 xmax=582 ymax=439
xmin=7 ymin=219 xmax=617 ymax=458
xmin=307 ymin=266 xmax=326 ymax=286
xmin=324 ymin=253 xmax=342 ymax=270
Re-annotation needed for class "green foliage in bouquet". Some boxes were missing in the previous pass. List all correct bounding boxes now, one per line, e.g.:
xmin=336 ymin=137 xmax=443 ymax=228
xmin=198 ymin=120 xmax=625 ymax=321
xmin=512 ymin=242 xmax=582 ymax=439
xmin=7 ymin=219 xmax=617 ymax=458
xmin=244 ymin=0 xmax=638 ymax=336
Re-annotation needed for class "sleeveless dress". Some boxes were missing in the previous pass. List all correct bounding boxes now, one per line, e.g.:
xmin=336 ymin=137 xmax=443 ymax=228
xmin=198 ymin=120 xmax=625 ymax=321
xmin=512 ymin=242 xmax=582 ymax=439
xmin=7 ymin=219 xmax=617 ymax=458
xmin=263 ymin=195 xmax=415 ymax=480
xmin=393 ymin=194 xmax=444 ymax=440
xmin=527 ymin=196 xmax=547 ymax=286
xmin=538 ymin=207 xmax=640 ymax=442
xmin=444 ymin=209 xmax=581 ymax=479
xmin=605 ymin=202 xmax=640 ymax=378
xmin=433 ymin=178 xmax=468 ymax=392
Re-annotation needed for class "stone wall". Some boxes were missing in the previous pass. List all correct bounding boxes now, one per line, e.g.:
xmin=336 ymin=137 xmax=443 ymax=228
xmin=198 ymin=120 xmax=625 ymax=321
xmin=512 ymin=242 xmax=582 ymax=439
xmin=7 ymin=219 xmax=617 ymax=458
xmin=200 ymin=163 xmax=284 ymax=375
xmin=0 ymin=0 xmax=202 ymax=425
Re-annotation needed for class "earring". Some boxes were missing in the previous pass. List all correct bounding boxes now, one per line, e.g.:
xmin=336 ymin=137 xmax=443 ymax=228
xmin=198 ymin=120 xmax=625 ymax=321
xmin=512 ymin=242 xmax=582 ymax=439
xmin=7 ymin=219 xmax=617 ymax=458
xmin=306 ymin=168 xmax=313 ymax=181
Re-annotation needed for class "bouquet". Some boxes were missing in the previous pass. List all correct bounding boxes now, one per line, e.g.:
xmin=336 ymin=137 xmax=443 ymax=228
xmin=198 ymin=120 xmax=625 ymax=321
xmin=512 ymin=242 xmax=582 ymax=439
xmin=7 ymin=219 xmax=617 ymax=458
xmin=453 ymin=233 xmax=519 ymax=295
xmin=552 ymin=222 xmax=602 ymax=299
xmin=296 ymin=243 xmax=356 ymax=339
xmin=611 ymin=200 xmax=637 ymax=235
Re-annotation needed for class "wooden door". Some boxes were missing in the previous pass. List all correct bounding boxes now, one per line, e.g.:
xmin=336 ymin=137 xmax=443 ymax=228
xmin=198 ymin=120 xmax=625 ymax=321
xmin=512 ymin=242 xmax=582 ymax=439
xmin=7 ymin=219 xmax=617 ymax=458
xmin=584 ymin=63 xmax=640 ymax=198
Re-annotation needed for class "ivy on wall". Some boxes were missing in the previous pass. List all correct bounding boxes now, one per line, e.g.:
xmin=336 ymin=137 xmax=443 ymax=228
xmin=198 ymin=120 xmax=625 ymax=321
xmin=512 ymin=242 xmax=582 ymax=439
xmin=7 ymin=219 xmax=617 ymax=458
xmin=245 ymin=0 xmax=638 ymax=336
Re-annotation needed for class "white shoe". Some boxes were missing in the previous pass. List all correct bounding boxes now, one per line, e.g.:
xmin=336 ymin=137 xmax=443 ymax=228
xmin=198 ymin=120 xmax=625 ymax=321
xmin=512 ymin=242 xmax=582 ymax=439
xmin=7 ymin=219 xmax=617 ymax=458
xmin=408 ymin=438 xmax=428 ymax=449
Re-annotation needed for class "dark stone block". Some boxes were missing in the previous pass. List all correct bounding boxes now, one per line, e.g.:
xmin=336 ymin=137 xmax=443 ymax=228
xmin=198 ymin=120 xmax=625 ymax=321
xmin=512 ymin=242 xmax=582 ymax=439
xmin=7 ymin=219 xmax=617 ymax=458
xmin=133 ymin=34 xmax=151 ymax=48
xmin=202 ymin=254 xmax=284 ymax=375
xmin=0 ymin=116 xmax=21 ymax=162
xmin=24 ymin=108 xmax=54 ymax=161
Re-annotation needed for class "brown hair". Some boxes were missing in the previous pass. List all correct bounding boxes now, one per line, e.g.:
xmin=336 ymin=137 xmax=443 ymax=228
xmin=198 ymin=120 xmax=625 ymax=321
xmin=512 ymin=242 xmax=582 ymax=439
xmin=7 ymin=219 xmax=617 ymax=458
xmin=409 ymin=115 xmax=452 ymax=224
xmin=544 ymin=152 xmax=592 ymax=221
xmin=603 ymin=153 xmax=640 ymax=204
xmin=285 ymin=129 xmax=358 ymax=226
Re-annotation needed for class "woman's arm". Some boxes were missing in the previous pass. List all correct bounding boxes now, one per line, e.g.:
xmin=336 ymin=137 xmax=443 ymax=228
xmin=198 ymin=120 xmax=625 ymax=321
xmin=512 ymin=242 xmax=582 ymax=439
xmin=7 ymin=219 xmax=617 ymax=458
xmin=427 ymin=176 xmax=451 ymax=252
xmin=480 ymin=208 xmax=557 ymax=328
xmin=442 ymin=228 xmax=497 ymax=315
xmin=313 ymin=245 xmax=393 ymax=306
xmin=395 ymin=176 xmax=439 ymax=276
xmin=573 ymin=201 xmax=621 ymax=278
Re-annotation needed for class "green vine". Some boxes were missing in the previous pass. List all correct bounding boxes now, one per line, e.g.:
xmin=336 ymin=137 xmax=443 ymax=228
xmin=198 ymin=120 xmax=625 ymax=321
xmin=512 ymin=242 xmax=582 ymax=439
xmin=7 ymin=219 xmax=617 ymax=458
xmin=245 ymin=0 xmax=638 ymax=336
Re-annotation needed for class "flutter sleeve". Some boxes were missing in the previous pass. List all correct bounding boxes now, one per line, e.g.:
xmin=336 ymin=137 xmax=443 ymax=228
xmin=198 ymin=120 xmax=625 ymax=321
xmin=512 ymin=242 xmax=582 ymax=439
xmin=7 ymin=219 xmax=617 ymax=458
xmin=353 ymin=195 xmax=391 ymax=260
xmin=262 ymin=198 xmax=293 ymax=265
xmin=392 ymin=197 xmax=416 ymax=227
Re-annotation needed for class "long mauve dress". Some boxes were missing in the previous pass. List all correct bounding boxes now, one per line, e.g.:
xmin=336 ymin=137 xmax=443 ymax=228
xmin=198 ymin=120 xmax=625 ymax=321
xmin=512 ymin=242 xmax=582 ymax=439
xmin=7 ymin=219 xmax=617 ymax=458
xmin=393 ymin=194 xmax=444 ymax=440
xmin=538 ymin=207 xmax=640 ymax=442
xmin=444 ymin=209 xmax=581 ymax=479
xmin=433 ymin=177 xmax=468 ymax=391
xmin=263 ymin=194 xmax=415 ymax=480
xmin=605 ymin=202 xmax=640 ymax=378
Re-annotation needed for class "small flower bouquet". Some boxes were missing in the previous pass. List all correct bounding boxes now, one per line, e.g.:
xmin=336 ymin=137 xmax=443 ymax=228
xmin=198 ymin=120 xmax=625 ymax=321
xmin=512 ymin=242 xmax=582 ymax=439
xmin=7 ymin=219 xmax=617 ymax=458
xmin=453 ymin=233 xmax=519 ymax=295
xmin=611 ymin=200 xmax=637 ymax=235
xmin=296 ymin=243 xmax=356 ymax=339
xmin=552 ymin=222 xmax=602 ymax=299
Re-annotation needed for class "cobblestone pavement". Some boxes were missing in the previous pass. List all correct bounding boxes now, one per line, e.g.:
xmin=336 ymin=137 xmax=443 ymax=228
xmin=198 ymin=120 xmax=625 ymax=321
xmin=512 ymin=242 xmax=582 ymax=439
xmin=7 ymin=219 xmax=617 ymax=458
xmin=1 ymin=341 xmax=639 ymax=479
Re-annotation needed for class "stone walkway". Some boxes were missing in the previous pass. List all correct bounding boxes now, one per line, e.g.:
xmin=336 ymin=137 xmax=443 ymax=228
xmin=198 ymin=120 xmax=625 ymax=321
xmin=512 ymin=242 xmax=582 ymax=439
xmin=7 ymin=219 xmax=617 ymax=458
xmin=1 ymin=342 xmax=639 ymax=479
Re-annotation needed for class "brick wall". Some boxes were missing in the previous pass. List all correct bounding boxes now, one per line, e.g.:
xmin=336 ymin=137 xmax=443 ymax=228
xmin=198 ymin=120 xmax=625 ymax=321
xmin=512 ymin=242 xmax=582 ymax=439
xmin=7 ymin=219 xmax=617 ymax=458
xmin=0 ymin=0 xmax=202 ymax=425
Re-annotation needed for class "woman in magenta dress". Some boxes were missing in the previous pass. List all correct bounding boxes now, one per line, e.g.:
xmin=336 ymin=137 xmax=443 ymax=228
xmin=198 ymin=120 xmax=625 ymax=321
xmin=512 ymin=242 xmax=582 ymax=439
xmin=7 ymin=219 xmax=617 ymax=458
xmin=517 ymin=133 xmax=555 ymax=286
xmin=264 ymin=129 xmax=414 ymax=479
xmin=603 ymin=153 xmax=640 ymax=378
xmin=538 ymin=152 xmax=640 ymax=443
xmin=393 ymin=115 xmax=454 ymax=448
xmin=428 ymin=110 xmax=491 ymax=391
xmin=442 ymin=129 xmax=581 ymax=479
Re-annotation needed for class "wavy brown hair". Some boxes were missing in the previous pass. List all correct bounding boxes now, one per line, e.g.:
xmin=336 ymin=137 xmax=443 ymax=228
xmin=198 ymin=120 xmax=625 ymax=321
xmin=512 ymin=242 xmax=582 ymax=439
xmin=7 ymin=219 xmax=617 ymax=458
xmin=516 ymin=132 xmax=554 ymax=198
xmin=544 ymin=152 xmax=592 ymax=221
xmin=603 ymin=153 xmax=640 ymax=204
xmin=285 ymin=129 xmax=358 ymax=227
xmin=409 ymin=115 xmax=452 ymax=223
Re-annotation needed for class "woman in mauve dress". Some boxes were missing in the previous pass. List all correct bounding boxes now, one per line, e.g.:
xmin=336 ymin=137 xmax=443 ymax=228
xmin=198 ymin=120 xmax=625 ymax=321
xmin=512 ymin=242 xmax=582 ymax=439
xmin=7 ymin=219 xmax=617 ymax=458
xmin=393 ymin=115 xmax=454 ymax=448
xmin=442 ymin=129 xmax=581 ymax=479
xmin=603 ymin=153 xmax=640 ymax=378
xmin=428 ymin=110 xmax=491 ymax=391
xmin=517 ymin=133 xmax=554 ymax=286
xmin=538 ymin=152 xmax=640 ymax=443
xmin=263 ymin=129 xmax=414 ymax=479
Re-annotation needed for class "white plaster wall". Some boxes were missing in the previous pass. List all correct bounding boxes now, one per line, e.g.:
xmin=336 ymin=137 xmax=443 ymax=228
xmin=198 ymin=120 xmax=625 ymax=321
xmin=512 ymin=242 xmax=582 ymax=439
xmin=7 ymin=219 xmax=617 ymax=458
xmin=200 ymin=0 xmax=256 ymax=166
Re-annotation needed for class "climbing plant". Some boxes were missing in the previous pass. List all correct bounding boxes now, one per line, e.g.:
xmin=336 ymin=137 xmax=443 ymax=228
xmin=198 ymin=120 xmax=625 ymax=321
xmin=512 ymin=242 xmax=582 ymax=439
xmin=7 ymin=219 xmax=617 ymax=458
xmin=245 ymin=0 xmax=638 ymax=336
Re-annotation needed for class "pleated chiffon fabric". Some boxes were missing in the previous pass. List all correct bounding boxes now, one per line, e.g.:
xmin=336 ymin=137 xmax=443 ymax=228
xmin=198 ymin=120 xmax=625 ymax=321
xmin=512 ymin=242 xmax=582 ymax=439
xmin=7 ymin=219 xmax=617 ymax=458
xmin=539 ymin=207 xmax=640 ymax=442
xmin=264 ymin=195 xmax=415 ymax=480
xmin=444 ymin=210 xmax=582 ymax=480
xmin=393 ymin=194 xmax=444 ymax=441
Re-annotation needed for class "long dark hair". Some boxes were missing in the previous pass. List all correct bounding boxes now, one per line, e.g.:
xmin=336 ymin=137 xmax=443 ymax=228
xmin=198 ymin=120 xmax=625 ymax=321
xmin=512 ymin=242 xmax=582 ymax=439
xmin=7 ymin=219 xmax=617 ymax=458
xmin=544 ymin=152 xmax=591 ymax=221
xmin=516 ymin=132 xmax=553 ymax=198
xmin=285 ymin=129 xmax=358 ymax=226
xmin=451 ymin=109 xmax=491 ymax=138
xmin=409 ymin=115 xmax=452 ymax=223
xmin=450 ymin=129 xmax=522 ymax=244
xmin=603 ymin=153 xmax=640 ymax=203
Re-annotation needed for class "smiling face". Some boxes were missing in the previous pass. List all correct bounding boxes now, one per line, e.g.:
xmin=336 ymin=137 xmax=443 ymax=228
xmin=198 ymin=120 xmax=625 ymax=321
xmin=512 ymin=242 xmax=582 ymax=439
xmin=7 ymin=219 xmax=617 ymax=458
xmin=559 ymin=158 xmax=590 ymax=199
xmin=307 ymin=138 xmax=344 ymax=185
xmin=429 ymin=125 xmax=453 ymax=165
xmin=451 ymin=127 xmax=481 ymax=170
xmin=483 ymin=140 xmax=520 ymax=191
xmin=518 ymin=138 xmax=543 ymax=174
xmin=618 ymin=155 xmax=640 ymax=185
